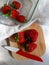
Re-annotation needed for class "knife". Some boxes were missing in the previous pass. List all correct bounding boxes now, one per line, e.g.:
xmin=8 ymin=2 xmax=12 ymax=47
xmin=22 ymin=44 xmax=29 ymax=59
xmin=3 ymin=46 xmax=43 ymax=62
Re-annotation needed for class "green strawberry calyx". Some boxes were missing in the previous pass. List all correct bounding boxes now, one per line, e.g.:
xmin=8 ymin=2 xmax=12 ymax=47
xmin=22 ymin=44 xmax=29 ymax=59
xmin=15 ymin=34 xmax=19 ymax=42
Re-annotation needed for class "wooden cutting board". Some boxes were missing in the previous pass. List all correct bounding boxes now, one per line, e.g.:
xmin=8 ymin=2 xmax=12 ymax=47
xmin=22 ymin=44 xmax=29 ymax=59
xmin=8 ymin=23 xmax=46 ymax=60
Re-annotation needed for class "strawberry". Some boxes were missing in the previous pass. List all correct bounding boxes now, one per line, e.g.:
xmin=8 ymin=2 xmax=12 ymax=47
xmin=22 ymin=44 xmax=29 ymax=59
xmin=11 ymin=9 xmax=19 ymax=18
xmin=16 ymin=15 xmax=25 ymax=22
xmin=25 ymin=29 xmax=38 ymax=42
xmin=15 ymin=29 xmax=38 ymax=52
xmin=11 ymin=1 xmax=21 ymax=9
xmin=2 ymin=5 xmax=10 ymax=14
xmin=28 ymin=43 xmax=37 ymax=52
xmin=18 ymin=32 xmax=25 ymax=44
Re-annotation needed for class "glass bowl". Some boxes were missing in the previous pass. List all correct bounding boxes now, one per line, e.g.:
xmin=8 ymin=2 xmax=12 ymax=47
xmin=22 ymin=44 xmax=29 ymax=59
xmin=0 ymin=0 xmax=39 ymax=27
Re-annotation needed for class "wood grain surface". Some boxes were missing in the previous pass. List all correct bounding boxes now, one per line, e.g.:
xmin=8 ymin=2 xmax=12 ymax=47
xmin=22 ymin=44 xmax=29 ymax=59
xmin=8 ymin=23 xmax=46 ymax=60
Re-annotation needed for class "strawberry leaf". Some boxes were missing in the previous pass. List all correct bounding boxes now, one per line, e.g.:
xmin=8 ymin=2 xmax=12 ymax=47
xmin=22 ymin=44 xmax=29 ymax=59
xmin=4 ymin=4 xmax=7 ymax=6
xmin=15 ymin=34 xmax=19 ymax=42
xmin=5 ymin=11 xmax=11 ymax=17
xmin=10 ymin=4 xmax=16 ymax=8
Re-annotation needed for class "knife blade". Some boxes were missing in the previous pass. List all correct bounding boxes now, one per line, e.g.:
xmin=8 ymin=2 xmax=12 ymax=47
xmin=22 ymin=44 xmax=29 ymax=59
xmin=3 ymin=46 xmax=43 ymax=62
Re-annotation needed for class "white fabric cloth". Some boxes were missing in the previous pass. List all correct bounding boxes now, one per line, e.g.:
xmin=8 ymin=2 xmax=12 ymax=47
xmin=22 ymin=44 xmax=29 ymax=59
xmin=0 ymin=0 xmax=49 ymax=65
xmin=0 ymin=0 xmax=49 ymax=41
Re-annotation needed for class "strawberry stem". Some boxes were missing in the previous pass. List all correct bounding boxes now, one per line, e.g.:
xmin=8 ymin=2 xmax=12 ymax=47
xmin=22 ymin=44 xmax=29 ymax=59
xmin=24 ymin=43 xmax=29 ymax=52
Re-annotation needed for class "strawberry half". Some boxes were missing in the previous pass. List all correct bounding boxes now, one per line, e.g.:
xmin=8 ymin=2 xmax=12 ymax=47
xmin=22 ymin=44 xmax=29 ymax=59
xmin=16 ymin=15 xmax=25 ymax=23
xmin=11 ymin=1 xmax=21 ymax=9
xmin=18 ymin=32 xmax=25 ymax=44
xmin=2 ymin=5 xmax=10 ymax=14
xmin=11 ymin=9 xmax=19 ymax=18
xmin=25 ymin=29 xmax=38 ymax=42
xmin=28 ymin=43 xmax=37 ymax=52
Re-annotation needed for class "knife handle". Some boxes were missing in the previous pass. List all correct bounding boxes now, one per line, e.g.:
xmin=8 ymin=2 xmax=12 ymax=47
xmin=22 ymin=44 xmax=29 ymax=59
xmin=16 ymin=49 xmax=43 ymax=62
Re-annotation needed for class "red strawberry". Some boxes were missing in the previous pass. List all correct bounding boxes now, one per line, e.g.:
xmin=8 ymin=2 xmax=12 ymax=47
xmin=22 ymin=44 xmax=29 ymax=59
xmin=25 ymin=29 xmax=38 ymax=42
xmin=2 ymin=5 xmax=10 ymax=14
xmin=12 ymin=1 xmax=21 ymax=9
xmin=12 ymin=1 xmax=17 ymax=4
xmin=11 ymin=9 xmax=19 ymax=18
xmin=18 ymin=32 xmax=25 ymax=44
xmin=16 ymin=15 xmax=25 ymax=22
xmin=28 ymin=43 xmax=37 ymax=52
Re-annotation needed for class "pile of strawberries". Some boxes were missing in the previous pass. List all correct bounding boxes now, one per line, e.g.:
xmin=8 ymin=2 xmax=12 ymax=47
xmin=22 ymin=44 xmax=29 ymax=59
xmin=1 ymin=1 xmax=25 ymax=23
xmin=15 ymin=29 xmax=38 ymax=52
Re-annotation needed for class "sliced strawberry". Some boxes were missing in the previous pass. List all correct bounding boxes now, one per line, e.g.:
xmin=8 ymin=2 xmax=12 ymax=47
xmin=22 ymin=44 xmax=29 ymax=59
xmin=11 ymin=9 xmax=19 ymax=18
xmin=12 ymin=1 xmax=21 ymax=9
xmin=2 ymin=5 xmax=10 ymax=14
xmin=18 ymin=32 xmax=25 ymax=44
xmin=25 ymin=29 xmax=38 ymax=42
xmin=16 ymin=15 xmax=25 ymax=22
xmin=28 ymin=43 xmax=37 ymax=52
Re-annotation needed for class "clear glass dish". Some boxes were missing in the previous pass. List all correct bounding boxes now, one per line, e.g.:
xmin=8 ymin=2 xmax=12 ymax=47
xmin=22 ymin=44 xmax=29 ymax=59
xmin=0 ymin=0 xmax=39 ymax=26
